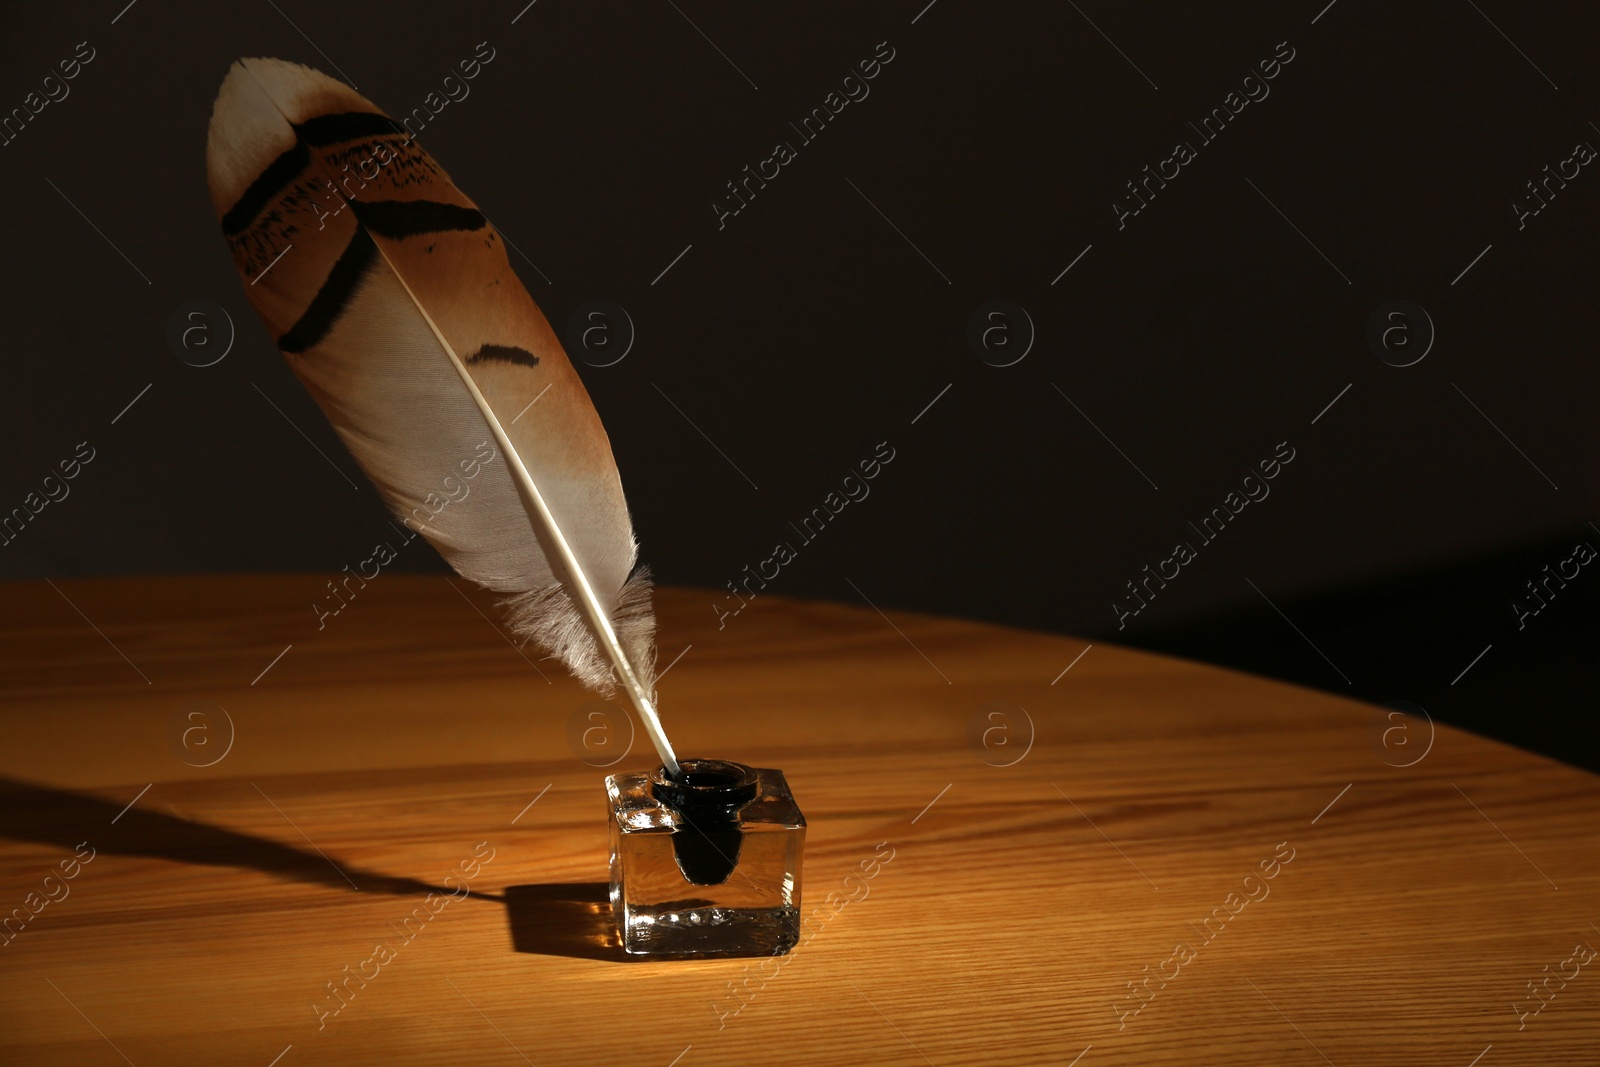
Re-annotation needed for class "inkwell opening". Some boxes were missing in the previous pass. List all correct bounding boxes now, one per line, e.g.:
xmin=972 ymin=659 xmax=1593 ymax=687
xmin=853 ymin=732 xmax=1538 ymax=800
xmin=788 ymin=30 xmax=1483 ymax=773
xmin=651 ymin=759 xmax=759 ymax=886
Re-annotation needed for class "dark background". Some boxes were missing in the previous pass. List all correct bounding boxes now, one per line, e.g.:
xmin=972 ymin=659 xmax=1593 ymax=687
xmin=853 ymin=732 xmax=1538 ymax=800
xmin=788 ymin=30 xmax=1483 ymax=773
xmin=1 ymin=2 xmax=1593 ymax=767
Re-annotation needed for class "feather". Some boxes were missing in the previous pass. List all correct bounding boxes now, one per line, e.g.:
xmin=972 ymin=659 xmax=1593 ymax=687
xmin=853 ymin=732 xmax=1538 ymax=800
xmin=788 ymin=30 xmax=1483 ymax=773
xmin=205 ymin=57 xmax=679 ymax=774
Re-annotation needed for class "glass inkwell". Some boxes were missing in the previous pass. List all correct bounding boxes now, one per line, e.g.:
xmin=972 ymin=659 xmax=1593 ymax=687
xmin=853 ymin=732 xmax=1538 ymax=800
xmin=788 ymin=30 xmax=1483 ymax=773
xmin=606 ymin=758 xmax=805 ymax=957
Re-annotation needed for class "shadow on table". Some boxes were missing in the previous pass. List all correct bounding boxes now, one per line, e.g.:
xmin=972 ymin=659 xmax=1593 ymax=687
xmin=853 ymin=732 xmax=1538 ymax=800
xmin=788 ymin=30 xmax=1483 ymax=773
xmin=506 ymin=882 xmax=636 ymax=962
xmin=0 ymin=774 xmax=487 ymax=900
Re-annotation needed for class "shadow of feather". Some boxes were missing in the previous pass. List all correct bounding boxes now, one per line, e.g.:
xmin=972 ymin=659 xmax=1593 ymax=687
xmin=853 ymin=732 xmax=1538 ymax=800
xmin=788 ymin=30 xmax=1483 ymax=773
xmin=0 ymin=775 xmax=500 ymax=901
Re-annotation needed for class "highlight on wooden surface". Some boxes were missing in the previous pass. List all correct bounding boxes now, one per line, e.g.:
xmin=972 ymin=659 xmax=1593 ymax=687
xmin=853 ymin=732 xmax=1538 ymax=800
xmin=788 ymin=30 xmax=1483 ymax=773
xmin=0 ymin=574 xmax=1596 ymax=1065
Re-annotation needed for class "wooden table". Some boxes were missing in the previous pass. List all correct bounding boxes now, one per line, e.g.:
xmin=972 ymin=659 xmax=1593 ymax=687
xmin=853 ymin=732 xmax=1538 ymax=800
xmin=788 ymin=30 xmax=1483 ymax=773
xmin=1 ymin=575 xmax=1596 ymax=1065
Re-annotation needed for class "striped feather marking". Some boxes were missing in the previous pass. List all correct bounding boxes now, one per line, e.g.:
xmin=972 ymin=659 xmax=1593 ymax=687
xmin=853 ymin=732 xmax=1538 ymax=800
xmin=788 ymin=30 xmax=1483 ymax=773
xmin=293 ymin=111 xmax=407 ymax=147
xmin=277 ymin=228 xmax=377 ymax=354
xmin=220 ymin=141 xmax=310 ymax=236
xmin=350 ymin=200 xmax=486 ymax=238
xmin=467 ymin=344 xmax=541 ymax=368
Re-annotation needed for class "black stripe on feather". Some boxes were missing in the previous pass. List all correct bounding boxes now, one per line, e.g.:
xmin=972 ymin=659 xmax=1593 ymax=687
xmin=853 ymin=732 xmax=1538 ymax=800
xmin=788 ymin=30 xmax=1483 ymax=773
xmin=221 ymin=141 xmax=310 ymax=236
xmin=467 ymin=344 xmax=541 ymax=368
xmin=222 ymin=113 xmax=407 ymax=235
xmin=350 ymin=199 xmax=487 ymax=238
xmin=277 ymin=228 xmax=378 ymax=353
xmin=294 ymin=112 xmax=408 ymax=146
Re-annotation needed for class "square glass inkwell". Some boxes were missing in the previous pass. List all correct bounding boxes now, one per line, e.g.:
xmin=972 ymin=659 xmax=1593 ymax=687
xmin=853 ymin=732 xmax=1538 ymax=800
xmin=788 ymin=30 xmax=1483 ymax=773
xmin=607 ymin=758 xmax=805 ymax=958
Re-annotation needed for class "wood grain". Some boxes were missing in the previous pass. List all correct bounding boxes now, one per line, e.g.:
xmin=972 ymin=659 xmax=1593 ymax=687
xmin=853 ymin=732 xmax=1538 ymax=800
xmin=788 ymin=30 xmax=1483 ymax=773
xmin=0 ymin=574 xmax=1596 ymax=1066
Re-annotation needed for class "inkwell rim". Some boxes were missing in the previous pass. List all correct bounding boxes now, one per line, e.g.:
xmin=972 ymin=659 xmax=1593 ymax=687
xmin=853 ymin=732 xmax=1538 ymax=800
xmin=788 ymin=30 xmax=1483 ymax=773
xmin=650 ymin=758 xmax=760 ymax=812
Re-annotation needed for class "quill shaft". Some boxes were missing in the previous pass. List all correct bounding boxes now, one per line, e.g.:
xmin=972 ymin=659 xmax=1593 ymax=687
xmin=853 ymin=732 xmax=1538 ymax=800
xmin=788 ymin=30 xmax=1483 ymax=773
xmin=378 ymin=256 xmax=680 ymax=777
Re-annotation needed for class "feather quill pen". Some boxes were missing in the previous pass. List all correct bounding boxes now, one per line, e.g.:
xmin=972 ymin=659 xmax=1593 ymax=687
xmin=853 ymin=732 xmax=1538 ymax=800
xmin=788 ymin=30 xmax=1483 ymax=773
xmin=205 ymin=57 xmax=679 ymax=774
